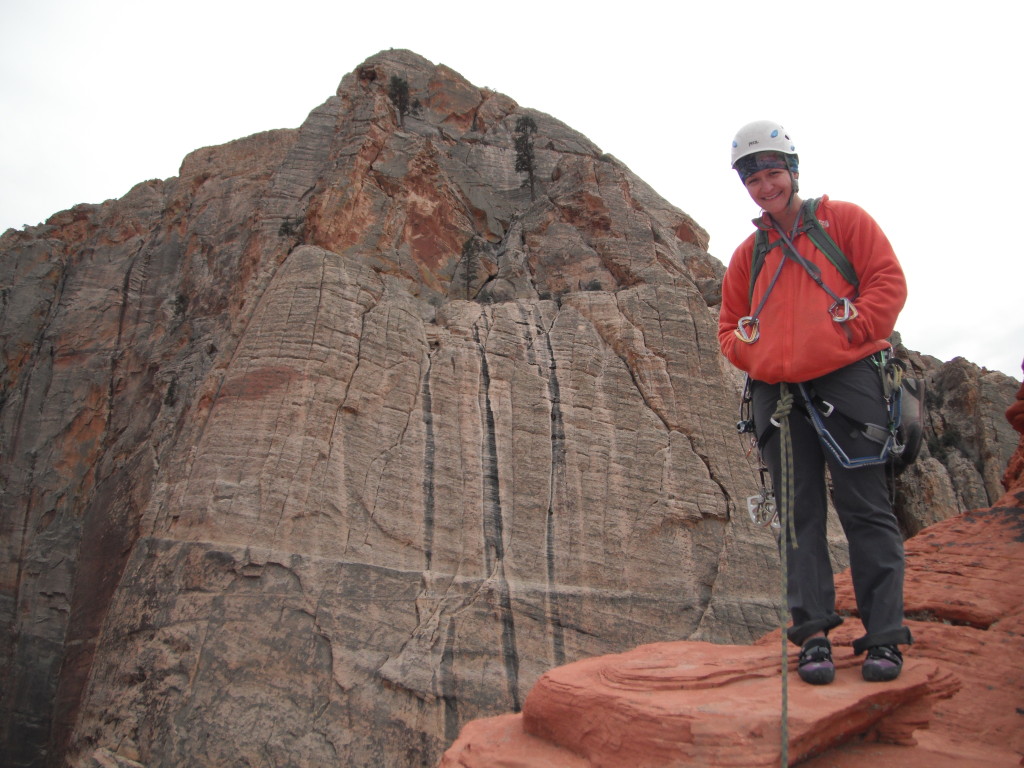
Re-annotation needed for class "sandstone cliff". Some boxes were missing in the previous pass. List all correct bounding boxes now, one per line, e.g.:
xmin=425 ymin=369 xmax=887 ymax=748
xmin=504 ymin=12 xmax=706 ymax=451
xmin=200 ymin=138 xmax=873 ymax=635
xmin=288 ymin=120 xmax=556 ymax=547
xmin=0 ymin=50 xmax=1019 ymax=767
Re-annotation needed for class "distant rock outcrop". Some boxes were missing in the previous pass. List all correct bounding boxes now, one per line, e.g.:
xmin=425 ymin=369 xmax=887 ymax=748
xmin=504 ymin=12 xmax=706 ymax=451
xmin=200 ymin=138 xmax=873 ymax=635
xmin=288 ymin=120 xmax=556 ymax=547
xmin=1 ymin=50 xmax=1020 ymax=767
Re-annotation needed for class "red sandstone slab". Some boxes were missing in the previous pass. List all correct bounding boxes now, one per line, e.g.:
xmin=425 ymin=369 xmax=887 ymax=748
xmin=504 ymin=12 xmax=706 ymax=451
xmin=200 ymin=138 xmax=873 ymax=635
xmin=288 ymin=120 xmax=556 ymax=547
xmin=835 ymin=507 xmax=1024 ymax=628
xmin=439 ymin=712 xmax=588 ymax=768
xmin=519 ymin=641 xmax=958 ymax=768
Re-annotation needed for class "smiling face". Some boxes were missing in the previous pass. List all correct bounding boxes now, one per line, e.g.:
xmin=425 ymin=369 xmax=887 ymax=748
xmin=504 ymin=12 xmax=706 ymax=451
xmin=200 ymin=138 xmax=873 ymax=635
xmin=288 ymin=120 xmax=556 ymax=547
xmin=743 ymin=166 xmax=799 ymax=219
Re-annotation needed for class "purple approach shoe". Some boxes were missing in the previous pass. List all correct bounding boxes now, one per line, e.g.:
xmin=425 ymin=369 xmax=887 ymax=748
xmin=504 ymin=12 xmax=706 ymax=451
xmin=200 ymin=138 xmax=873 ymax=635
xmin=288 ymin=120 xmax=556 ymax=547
xmin=798 ymin=637 xmax=835 ymax=685
xmin=862 ymin=644 xmax=903 ymax=682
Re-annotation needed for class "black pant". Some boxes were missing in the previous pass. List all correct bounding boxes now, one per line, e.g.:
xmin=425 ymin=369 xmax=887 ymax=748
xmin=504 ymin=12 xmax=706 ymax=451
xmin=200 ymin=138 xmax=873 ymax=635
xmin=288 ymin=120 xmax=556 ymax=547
xmin=752 ymin=356 xmax=913 ymax=653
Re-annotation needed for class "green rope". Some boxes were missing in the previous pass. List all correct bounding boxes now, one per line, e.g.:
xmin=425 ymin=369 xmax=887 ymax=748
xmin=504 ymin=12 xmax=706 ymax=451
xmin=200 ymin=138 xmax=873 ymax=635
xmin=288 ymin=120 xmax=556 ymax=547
xmin=771 ymin=384 xmax=798 ymax=767
xmin=772 ymin=386 xmax=798 ymax=549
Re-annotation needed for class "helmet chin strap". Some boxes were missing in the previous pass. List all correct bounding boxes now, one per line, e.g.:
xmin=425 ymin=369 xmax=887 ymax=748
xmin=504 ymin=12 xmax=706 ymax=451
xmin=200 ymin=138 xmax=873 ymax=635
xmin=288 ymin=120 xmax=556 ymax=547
xmin=767 ymin=179 xmax=803 ymax=231
xmin=773 ymin=172 xmax=800 ymax=227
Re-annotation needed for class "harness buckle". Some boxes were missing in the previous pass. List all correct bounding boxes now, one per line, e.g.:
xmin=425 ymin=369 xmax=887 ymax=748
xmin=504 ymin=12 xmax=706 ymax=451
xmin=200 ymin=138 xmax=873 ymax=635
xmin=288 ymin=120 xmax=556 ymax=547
xmin=734 ymin=316 xmax=760 ymax=343
xmin=828 ymin=298 xmax=858 ymax=323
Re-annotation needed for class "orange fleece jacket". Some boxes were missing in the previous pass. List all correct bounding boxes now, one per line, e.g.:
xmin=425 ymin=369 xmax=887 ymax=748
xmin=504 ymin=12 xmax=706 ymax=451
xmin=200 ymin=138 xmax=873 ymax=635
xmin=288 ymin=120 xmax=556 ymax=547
xmin=718 ymin=196 xmax=907 ymax=384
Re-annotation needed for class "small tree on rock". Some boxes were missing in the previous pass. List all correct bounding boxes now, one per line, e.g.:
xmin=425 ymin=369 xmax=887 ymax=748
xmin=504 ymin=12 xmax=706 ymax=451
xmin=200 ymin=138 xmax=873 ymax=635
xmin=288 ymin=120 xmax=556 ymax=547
xmin=388 ymin=75 xmax=411 ymax=127
xmin=514 ymin=116 xmax=538 ymax=201
xmin=458 ymin=236 xmax=485 ymax=300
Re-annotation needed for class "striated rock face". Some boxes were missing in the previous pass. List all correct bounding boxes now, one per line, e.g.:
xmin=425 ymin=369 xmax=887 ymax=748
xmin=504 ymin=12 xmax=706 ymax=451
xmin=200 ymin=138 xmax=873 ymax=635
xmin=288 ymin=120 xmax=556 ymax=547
xmin=0 ymin=49 xmax=1020 ymax=767
xmin=997 ymin=366 xmax=1024 ymax=507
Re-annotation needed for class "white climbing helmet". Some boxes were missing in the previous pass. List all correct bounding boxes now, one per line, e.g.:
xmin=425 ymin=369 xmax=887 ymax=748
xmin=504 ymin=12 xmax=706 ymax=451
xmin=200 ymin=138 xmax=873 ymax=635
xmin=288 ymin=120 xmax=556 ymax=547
xmin=730 ymin=120 xmax=797 ymax=168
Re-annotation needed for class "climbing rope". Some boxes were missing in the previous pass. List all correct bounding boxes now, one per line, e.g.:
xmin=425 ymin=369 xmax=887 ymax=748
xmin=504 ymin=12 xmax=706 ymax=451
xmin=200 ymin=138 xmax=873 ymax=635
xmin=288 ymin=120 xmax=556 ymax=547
xmin=771 ymin=384 xmax=798 ymax=767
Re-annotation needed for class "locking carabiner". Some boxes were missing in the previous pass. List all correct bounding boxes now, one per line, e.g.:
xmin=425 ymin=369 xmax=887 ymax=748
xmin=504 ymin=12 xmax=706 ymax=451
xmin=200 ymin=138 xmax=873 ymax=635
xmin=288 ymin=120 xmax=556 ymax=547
xmin=734 ymin=316 xmax=760 ymax=343
xmin=828 ymin=298 xmax=859 ymax=323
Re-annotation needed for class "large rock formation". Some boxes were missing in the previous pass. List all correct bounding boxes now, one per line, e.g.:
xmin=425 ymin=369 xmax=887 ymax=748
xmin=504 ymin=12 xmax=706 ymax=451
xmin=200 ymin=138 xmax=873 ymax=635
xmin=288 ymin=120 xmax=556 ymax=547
xmin=0 ymin=49 xmax=1020 ymax=767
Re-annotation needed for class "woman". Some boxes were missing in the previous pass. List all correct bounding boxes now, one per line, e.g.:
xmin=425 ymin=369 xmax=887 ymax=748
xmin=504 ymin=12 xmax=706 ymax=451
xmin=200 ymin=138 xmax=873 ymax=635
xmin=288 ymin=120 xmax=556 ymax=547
xmin=718 ymin=120 xmax=912 ymax=685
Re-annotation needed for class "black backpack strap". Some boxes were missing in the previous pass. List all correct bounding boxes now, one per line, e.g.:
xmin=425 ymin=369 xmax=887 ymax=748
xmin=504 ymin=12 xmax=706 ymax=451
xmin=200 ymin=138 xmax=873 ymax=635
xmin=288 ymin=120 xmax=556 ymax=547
xmin=750 ymin=229 xmax=767 ymax=303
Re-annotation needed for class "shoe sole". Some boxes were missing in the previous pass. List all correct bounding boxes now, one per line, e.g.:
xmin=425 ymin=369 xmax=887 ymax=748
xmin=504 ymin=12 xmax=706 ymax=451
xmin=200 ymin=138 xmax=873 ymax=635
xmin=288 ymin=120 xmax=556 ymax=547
xmin=862 ymin=662 xmax=901 ymax=682
xmin=798 ymin=663 xmax=835 ymax=685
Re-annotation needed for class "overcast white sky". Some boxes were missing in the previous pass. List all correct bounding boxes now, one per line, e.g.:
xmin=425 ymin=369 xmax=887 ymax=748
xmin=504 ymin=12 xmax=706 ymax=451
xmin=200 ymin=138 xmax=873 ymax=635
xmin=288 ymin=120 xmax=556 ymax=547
xmin=2 ymin=0 xmax=1021 ymax=380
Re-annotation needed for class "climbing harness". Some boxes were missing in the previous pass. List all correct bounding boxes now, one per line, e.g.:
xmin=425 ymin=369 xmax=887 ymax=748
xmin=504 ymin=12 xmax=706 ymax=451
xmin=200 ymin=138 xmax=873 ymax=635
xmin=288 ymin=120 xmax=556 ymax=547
xmin=792 ymin=350 xmax=925 ymax=471
xmin=796 ymin=381 xmax=896 ymax=469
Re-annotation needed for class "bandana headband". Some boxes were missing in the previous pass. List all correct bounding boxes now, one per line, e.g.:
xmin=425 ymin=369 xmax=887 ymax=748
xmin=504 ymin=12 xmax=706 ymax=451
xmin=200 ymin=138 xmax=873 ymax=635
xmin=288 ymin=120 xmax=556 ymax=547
xmin=734 ymin=151 xmax=799 ymax=182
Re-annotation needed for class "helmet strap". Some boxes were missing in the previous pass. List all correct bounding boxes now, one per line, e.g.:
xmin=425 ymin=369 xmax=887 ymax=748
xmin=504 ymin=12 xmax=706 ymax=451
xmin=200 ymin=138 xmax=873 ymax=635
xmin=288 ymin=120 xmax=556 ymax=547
xmin=767 ymin=187 xmax=803 ymax=233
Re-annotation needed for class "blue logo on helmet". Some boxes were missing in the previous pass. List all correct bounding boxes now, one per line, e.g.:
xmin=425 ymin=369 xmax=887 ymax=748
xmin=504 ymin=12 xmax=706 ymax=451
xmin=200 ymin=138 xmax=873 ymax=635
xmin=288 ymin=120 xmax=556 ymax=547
xmin=770 ymin=130 xmax=779 ymax=138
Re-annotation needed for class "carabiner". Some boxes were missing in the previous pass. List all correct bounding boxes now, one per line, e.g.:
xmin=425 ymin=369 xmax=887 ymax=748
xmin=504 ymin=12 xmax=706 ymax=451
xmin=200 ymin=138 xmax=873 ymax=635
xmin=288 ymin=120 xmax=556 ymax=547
xmin=734 ymin=316 xmax=760 ymax=343
xmin=746 ymin=491 xmax=778 ymax=527
xmin=829 ymin=298 xmax=859 ymax=323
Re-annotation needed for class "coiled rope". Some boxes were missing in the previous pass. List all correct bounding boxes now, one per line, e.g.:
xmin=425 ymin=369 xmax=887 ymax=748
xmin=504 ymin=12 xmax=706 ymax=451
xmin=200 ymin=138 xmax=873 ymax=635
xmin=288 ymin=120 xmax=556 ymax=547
xmin=771 ymin=383 xmax=798 ymax=767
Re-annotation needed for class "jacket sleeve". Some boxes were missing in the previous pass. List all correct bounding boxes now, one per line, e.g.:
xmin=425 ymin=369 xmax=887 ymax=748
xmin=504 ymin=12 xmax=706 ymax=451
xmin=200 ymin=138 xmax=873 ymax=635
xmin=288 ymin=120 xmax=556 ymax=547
xmin=718 ymin=236 xmax=755 ymax=371
xmin=832 ymin=202 xmax=907 ymax=346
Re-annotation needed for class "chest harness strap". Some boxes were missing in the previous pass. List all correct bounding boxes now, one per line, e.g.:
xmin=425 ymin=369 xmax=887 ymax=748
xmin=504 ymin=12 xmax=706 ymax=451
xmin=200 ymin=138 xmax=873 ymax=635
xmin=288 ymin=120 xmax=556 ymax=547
xmin=734 ymin=201 xmax=859 ymax=344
